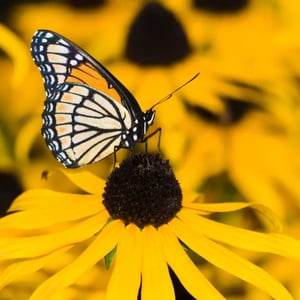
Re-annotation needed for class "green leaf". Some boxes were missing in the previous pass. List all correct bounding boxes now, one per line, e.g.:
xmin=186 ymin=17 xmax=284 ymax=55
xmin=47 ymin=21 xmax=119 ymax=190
xmin=104 ymin=245 xmax=117 ymax=269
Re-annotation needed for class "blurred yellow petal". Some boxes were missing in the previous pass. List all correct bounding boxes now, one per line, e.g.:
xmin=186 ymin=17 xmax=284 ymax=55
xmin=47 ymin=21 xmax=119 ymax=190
xmin=14 ymin=116 xmax=40 ymax=164
xmin=0 ymin=24 xmax=30 ymax=87
xmin=0 ymin=126 xmax=14 ymax=171
xmin=0 ymin=247 xmax=70 ymax=289
xmin=228 ymin=112 xmax=300 ymax=216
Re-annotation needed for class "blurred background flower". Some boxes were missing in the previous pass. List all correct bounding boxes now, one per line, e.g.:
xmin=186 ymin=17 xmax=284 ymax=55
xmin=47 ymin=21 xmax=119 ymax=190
xmin=1 ymin=0 xmax=300 ymax=298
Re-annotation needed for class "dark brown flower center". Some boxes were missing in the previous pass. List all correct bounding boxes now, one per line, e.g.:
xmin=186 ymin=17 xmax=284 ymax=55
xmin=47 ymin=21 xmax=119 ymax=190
xmin=102 ymin=153 xmax=182 ymax=227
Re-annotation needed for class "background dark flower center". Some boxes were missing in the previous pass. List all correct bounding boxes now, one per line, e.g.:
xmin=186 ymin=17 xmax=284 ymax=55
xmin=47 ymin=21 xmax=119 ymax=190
xmin=125 ymin=2 xmax=191 ymax=66
xmin=193 ymin=0 xmax=249 ymax=13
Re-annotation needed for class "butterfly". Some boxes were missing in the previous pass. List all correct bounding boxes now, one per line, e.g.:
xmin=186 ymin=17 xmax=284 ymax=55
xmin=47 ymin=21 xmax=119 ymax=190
xmin=30 ymin=29 xmax=161 ymax=168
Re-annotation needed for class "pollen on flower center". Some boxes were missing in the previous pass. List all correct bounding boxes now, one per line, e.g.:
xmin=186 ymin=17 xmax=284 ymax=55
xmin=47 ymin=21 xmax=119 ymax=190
xmin=102 ymin=153 xmax=182 ymax=228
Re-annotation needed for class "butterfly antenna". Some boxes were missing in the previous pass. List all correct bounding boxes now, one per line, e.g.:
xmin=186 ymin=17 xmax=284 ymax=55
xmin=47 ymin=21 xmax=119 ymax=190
xmin=150 ymin=72 xmax=200 ymax=110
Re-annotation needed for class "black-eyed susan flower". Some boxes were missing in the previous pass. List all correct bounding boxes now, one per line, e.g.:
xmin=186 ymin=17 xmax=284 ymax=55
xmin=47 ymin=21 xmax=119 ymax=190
xmin=2 ymin=6 xmax=300 ymax=296
xmin=1 ymin=153 xmax=300 ymax=299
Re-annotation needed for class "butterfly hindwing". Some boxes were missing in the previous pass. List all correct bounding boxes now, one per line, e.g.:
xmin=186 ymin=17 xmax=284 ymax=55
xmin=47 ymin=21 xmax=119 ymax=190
xmin=42 ymin=82 xmax=132 ymax=167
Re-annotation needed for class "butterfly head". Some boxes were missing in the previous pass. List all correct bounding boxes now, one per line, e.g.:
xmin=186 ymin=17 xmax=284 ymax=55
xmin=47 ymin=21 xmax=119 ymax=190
xmin=144 ymin=109 xmax=156 ymax=127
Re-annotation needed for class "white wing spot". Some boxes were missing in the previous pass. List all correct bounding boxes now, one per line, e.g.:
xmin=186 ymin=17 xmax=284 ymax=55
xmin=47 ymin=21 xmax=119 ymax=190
xmin=59 ymin=39 xmax=69 ymax=46
xmin=70 ymin=59 xmax=78 ymax=66
xmin=49 ymin=75 xmax=56 ymax=85
xmin=38 ymin=54 xmax=45 ymax=62
xmin=75 ymin=53 xmax=83 ymax=60
xmin=53 ymin=92 xmax=61 ymax=101
xmin=50 ymin=140 xmax=60 ymax=151
xmin=45 ymin=64 xmax=52 ymax=72
xmin=45 ymin=32 xmax=54 ymax=38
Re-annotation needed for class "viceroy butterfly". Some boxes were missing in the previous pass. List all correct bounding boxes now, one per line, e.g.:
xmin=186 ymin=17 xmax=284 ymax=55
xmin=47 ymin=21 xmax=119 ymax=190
xmin=31 ymin=29 xmax=198 ymax=168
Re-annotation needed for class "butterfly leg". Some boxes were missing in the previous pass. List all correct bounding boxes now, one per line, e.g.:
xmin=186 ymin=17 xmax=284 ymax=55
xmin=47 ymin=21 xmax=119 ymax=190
xmin=144 ymin=138 xmax=148 ymax=154
xmin=143 ymin=127 xmax=162 ymax=154
xmin=113 ymin=145 xmax=120 ymax=169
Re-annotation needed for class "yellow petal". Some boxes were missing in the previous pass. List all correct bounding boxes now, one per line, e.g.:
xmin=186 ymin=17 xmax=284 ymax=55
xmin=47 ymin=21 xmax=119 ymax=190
xmin=141 ymin=226 xmax=174 ymax=300
xmin=0 ymin=213 xmax=104 ymax=259
xmin=106 ymin=224 xmax=142 ymax=300
xmin=3 ymin=190 xmax=103 ymax=230
xmin=30 ymin=220 xmax=124 ymax=300
xmin=9 ymin=189 xmax=99 ymax=212
xmin=58 ymin=169 xmax=106 ymax=195
xmin=170 ymin=217 xmax=294 ymax=300
xmin=0 ymin=246 xmax=71 ymax=289
xmin=179 ymin=209 xmax=300 ymax=259
xmin=181 ymin=192 xmax=204 ymax=206
xmin=159 ymin=225 xmax=225 ymax=300
xmin=182 ymin=202 xmax=282 ymax=231
xmin=183 ymin=201 xmax=253 ymax=212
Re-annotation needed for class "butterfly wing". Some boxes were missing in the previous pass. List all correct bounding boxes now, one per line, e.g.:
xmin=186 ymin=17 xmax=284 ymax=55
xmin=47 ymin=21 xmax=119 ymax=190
xmin=30 ymin=29 xmax=143 ymax=118
xmin=42 ymin=82 xmax=132 ymax=168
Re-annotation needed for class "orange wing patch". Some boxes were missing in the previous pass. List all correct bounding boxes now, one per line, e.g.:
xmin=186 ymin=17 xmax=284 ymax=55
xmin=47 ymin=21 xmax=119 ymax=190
xmin=56 ymin=124 xmax=72 ymax=135
xmin=56 ymin=102 xmax=74 ymax=114
xmin=61 ymin=92 xmax=82 ymax=104
xmin=67 ymin=61 xmax=122 ymax=103
xmin=55 ymin=114 xmax=72 ymax=124
xmin=59 ymin=135 xmax=72 ymax=149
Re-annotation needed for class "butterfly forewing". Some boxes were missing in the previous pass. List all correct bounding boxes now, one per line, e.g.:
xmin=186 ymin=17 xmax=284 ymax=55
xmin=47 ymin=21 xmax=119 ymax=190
xmin=42 ymin=83 xmax=132 ymax=167
xmin=31 ymin=30 xmax=122 ymax=103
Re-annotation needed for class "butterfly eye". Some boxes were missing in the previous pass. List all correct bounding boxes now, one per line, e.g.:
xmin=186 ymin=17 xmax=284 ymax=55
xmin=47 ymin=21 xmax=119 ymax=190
xmin=144 ymin=110 xmax=156 ymax=125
